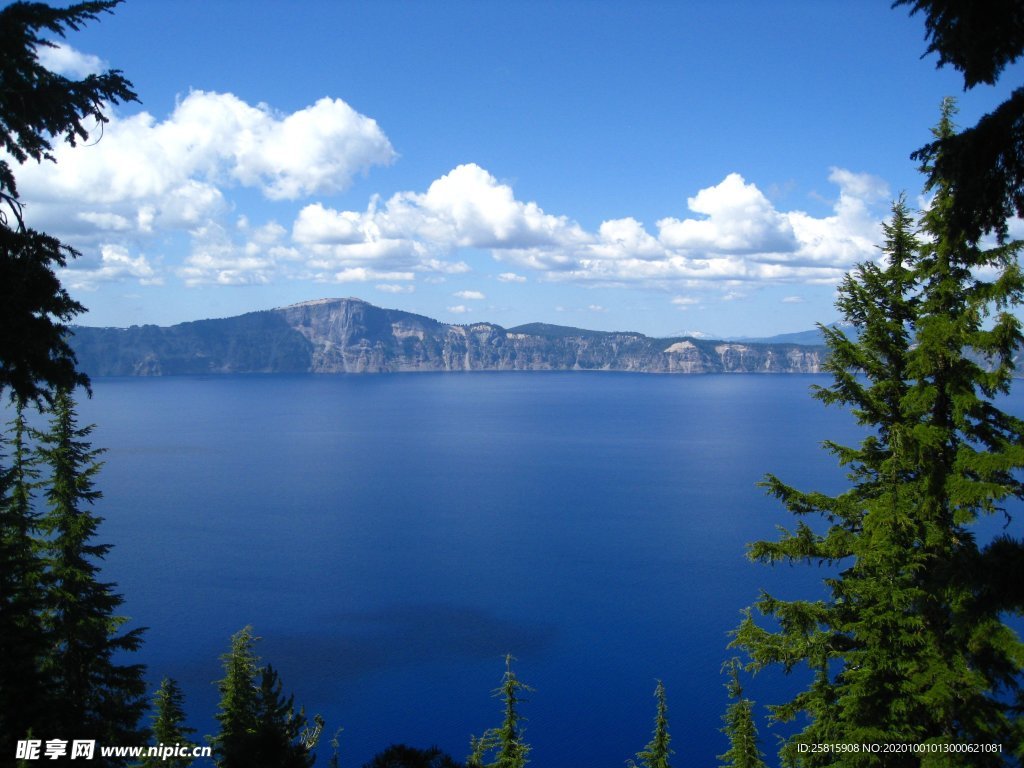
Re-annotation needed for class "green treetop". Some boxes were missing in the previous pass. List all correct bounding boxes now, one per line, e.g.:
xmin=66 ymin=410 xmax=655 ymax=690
xmin=142 ymin=678 xmax=196 ymax=768
xmin=717 ymin=660 xmax=765 ymax=768
xmin=211 ymin=626 xmax=262 ymax=768
xmin=632 ymin=680 xmax=672 ymax=768
xmin=210 ymin=626 xmax=319 ymax=768
xmin=468 ymin=655 xmax=532 ymax=768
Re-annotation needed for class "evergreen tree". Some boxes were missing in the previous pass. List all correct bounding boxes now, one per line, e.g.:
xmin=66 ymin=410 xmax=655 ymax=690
xmin=731 ymin=103 xmax=1024 ymax=766
xmin=141 ymin=678 xmax=196 ymax=768
xmin=36 ymin=387 xmax=148 ymax=762
xmin=0 ymin=5 xmax=142 ymax=761
xmin=467 ymin=656 xmax=532 ymax=768
xmin=717 ymin=660 xmax=765 ymax=768
xmin=363 ymin=744 xmax=463 ymax=768
xmin=252 ymin=665 xmax=316 ymax=768
xmin=211 ymin=626 xmax=319 ymax=768
xmin=0 ymin=402 xmax=49 ymax=747
xmin=211 ymin=626 xmax=261 ymax=768
xmin=0 ymin=0 xmax=136 ymax=406
xmin=632 ymin=680 xmax=672 ymax=768
xmin=895 ymin=0 xmax=1024 ymax=242
xmin=903 ymin=98 xmax=1024 ymax=750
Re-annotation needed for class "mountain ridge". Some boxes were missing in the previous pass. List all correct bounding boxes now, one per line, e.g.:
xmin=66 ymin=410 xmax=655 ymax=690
xmin=69 ymin=297 xmax=829 ymax=376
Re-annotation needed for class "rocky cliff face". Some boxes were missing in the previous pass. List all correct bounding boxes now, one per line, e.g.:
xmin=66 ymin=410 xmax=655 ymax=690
xmin=70 ymin=297 xmax=827 ymax=376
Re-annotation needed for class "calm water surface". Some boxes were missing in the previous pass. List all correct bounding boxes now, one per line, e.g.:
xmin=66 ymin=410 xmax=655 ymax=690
xmin=64 ymin=373 xmax=1022 ymax=767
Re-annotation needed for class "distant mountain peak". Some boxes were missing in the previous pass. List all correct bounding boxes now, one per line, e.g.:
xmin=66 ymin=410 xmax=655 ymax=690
xmin=277 ymin=297 xmax=364 ymax=310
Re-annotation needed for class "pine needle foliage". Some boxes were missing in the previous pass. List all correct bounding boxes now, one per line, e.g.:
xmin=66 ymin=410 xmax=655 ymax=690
xmin=210 ymin=626 xmax=261 ymax=768
xmin=210 ymin=626 xmax=318 ymax=768
xmin=0 ymin=1 xmax=136 ymax=174
xmin=0 ymin=402 xmax=48 ymax=747
xmin=731 ymin=101 xmax=1024 ymax=766
xmin=895 ymin=0 xmax=1024 ymax=242
xmin=717 ymin=660 xmax=765 ymax=768
xmin=468 ymin=655 xmax=533 ymax=768
xmin=631 ymin=680 xmax=672 ymax=768
xmin=142 ymin=677 xmax=196 ymax=768
xmin=362 ymin=744 xmax=464 ymax=768
xmin=36 ymin=387 xmax=148 ymax=760
xmin=0 ymin=0 xmax=136 ymax=406
xmin=253 ymin=665 xmax=316 ymax=768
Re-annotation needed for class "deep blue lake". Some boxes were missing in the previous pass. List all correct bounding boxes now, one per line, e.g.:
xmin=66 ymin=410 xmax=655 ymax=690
xmin=54 ymin=373 xmax=1023 ymax=766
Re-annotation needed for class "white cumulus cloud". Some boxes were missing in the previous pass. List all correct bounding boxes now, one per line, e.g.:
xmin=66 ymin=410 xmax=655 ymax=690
xmin=658 ymin=173 xmax=798 ymax=254
xmin=5 ymin=70 xmax=893 ymax=300
xmin=34 ymin=41 xmax=105 ymax=78
xmin=398 ymin=163 xmax=587 ymax=249
xmin=496 ymin=169 xmax=889 ymax=288
xmin=290 ymin=163 xmax=589 ymax=281
xmin=63 ymin=244 xmax=161 ymax=290
xmin=17 ymin=90 xmax=395 ymax=212
xmin=289 ymin=165 xmax=891 ymax=293
xmin=6 ymin=90 xmax=397 ymax=287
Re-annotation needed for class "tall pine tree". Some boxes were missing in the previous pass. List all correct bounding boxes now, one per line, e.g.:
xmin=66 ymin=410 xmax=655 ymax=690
xmin=36 ymin=387 xmax=148 ymax=762
xmin=142 ymin=677 xmax=196 ymax=768
xmin=468 ymin=656 xmax=532 ymax=768
xmin=632 ymin=680 xmax=672 ymax=768
xmin=717 ymin=660 xmax=765 ymax=768
xmin=211 ymin=626 xmax=261 ymax=768
xmin=902 ymin=98 xmax=1024 ymax=751
xmin=0 ymin=402 xmax=48 ymax=748
xmin=732 ymin=101 xmax=1024 ymax=766
xmin=252 ymin=665 xmax=316 ymax=768
xmin=210 ymin=626 xmax=318 ymax=768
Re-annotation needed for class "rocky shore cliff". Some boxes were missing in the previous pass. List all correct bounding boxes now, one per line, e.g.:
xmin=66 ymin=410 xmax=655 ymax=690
xmin=70 ymin=297 xmax=827 ymax=376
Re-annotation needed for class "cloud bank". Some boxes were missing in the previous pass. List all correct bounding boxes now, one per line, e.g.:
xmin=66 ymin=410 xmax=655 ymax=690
xmin=4 ymin=85 xmax=889 ymax=295
xmin=287 ymin=163 xmax=888 ymax=289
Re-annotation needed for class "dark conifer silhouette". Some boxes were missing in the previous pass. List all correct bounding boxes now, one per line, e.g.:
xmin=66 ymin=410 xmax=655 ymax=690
xmin=0 ymin=402 xmax=48 ymax=749
xmin=896 ymin=0 xmax=1024 ymax=241
xmin=362 ymin=744 xmax=464 ymax=768
xmin=0 ymin=0 xmax=136 ymax=406
xmin=36 ymin=388 xmax=148 ymax=762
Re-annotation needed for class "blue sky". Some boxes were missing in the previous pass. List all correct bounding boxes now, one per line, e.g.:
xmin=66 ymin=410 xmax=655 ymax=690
xmin=13 ymin=0 xmax=1023 ymax=337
